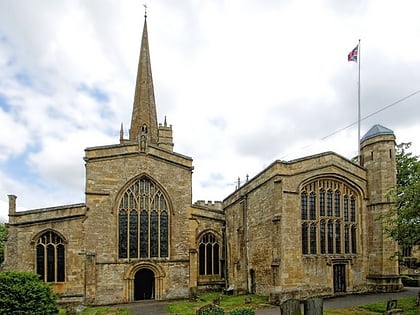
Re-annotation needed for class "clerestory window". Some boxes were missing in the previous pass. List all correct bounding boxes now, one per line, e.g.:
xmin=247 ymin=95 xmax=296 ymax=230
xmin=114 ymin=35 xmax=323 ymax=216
xmin=35 ymin=231 xmax=65 ymax=282
xmin=118 ymin=177 xmax=169 ymax=259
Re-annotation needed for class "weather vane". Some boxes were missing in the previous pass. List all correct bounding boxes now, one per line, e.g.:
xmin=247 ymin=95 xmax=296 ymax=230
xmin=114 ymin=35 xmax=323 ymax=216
xmin=143 ymin=3 xmax=148 ymax=18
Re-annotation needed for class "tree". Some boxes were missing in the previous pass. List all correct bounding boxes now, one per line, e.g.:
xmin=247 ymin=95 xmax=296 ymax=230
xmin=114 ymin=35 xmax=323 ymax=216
xmin=0 ymin=271 xmax=59 ymax=315
xmin=0 ymin=223 xmax=7 ymax=264
xmin=383 ymin=142 xmax=420 ymax=250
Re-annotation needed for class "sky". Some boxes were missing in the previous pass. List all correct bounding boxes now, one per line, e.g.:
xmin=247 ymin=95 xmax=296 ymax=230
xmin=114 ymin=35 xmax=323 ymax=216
xmin=1 ymin=0 xmax=420 ymax=222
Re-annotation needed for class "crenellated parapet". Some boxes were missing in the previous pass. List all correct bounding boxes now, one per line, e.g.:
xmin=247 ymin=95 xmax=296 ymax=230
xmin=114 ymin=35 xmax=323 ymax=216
xmin=193 ymin=200 xmax=223 ymax=211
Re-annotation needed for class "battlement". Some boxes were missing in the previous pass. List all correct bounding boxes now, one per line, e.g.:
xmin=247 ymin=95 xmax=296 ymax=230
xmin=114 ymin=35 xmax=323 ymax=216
xmin=194 ymin=200 xmax=223 ymax=210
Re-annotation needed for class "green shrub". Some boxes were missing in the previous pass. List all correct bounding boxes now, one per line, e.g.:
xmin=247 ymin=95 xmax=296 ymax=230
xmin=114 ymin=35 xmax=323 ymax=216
xmin=0 ymin=270 xmax=59 ymax=315
xmin=230 ymin=307 xmax=255 ymax=315
xmin=0 ymin=223 xmax=7 ymax=264
xmin=202 ymin=306 xmax=225 ymax=315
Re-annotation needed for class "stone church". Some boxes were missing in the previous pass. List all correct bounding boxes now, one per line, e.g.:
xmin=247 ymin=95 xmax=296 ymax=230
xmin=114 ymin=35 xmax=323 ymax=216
xmin=3 ymin=16 xmax=402 ymax=306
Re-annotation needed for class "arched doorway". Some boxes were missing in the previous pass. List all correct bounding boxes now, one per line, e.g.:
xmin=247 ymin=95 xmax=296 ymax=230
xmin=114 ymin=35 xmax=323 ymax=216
xmin=134 ymin=268 xmax=155 ymax=300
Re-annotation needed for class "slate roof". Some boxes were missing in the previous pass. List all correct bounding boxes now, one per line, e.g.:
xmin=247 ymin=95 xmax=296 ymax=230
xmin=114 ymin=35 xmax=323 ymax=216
xmin=360 ymin=124 xmax=394 ymax=143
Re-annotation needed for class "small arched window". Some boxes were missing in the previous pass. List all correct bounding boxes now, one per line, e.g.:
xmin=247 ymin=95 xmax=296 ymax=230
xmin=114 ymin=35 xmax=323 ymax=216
xmin=35 ymin=231 xmax=65 ymax=282
xmin=198 ymin=232 xmax=220 ymax=276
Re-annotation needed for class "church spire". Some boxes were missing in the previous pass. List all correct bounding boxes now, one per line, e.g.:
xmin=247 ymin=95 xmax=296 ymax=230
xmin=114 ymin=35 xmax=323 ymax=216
xmin=129 ymin=14 xmax=158 ymax=143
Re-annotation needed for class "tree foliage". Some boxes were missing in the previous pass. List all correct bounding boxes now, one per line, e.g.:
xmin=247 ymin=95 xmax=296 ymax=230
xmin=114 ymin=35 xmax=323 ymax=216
xmin=0 ymin=223 xmax=7 ymax=264
xmin=384 ymin=142 xmax=420 ymax=248
xmin=0 ymin=271 xmax=59 ymax=315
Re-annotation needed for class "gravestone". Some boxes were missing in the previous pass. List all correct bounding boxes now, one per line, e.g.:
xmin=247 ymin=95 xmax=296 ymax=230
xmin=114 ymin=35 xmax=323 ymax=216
xmin=383 ymin=299 xmax=403 ymax=315
xmin=280 ymin=299 xmax=301 ymax=315
xmin=303 ymin=297 xmax=323 ymax=315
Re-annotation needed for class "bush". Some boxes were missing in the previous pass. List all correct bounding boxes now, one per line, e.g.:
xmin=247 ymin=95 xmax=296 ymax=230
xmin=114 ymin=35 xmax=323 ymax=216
xmin=201 ymin=306 xmax=225 ymax=315
xmin=0 ymin=270 xmax=59 ymax=314
xmin=230 ymin=308 xmax=255 ymax=315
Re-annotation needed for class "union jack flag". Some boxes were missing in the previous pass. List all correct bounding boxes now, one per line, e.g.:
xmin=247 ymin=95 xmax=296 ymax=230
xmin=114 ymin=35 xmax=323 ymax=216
xmin=348 ymin=45 xmax=358 ymax=62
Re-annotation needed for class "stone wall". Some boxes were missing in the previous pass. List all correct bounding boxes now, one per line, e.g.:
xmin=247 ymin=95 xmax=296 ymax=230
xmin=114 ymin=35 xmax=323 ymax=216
xmin=83 ymin=140 xmax=194 ymax=303
xmin=4 ymin=203 xmax=86 ymax=302
xmin=224 ymin=152 xmax=371 ymax=297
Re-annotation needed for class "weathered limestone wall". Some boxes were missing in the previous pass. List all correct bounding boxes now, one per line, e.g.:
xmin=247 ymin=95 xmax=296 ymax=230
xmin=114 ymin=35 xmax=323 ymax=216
xmin=190 ymin=202 xmax=225 ymax=291
xmin=4 ymin=203 xmax=86 ymax=302
xmin=83 ymin=141 xmax=193 ymax=303
xmin=224 ymin=152 xmax=370 ymax=299
xmin=361 ymin=134 xmax=401 ymax=291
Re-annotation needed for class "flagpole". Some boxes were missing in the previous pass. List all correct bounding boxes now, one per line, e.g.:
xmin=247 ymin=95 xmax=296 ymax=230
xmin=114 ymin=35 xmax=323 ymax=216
xmin=357 ymin=39 xmax=361 ymax=162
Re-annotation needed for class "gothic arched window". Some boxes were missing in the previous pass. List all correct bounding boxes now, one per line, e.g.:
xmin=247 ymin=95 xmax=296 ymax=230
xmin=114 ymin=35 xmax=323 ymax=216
xmin=198 ymin=232 xmax=220 ymax=276
xmin=301 ymin=179 xmax=358 ymax=256
xmin=35 ymin=231 xmax=65 ymax=282
xmin=118 ymin=177 xmax=169 ymax=259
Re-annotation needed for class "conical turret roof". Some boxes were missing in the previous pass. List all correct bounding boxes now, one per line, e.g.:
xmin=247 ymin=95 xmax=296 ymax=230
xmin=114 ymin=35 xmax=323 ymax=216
xmin=360 ymin=124 xmax=394 ymax=143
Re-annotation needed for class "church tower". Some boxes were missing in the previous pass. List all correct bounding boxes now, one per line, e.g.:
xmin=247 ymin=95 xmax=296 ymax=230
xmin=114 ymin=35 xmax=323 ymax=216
xmin=82 ymin=13 xmax=193 ymax=303
xmin=360 ymin=124 xmax=402 ymax=292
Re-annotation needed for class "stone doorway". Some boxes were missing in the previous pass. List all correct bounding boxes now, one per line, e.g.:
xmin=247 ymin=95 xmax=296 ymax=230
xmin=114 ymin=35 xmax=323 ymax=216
xmin=333 ymin=264 xmax=346 ymax=293
xmin=134 ymin=268 xmax=155 ymax=300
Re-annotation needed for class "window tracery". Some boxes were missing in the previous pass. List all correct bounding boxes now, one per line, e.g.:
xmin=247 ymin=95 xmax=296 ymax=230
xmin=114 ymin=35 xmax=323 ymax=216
xmin=118 ymin=177 xmax=169 ymax=259
xmin=301 ymin=179 xmax=358 ymax=256
xmin=198 ymin=232 xmax=220 ymax=276
xmin=35 ymin=231 xmax=65 ymax=282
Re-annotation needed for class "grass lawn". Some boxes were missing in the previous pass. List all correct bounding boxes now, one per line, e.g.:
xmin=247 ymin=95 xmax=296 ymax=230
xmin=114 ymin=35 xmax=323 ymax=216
xmin=59 ymin=306 xmax=130 ymax=315
xmin=324 ymin=296 xmax=418 ymax=315
xmin=167 ymin=292 xmax=270 ymax=315
xmin=57 ymin=295 xmax=418 ymax=315
xmin=168 ymin=293 xmax=418 ymax=315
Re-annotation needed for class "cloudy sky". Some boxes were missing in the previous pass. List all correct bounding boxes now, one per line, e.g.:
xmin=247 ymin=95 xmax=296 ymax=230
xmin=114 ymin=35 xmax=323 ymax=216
xmin=1 ymin=0 xmax=420 ymax=222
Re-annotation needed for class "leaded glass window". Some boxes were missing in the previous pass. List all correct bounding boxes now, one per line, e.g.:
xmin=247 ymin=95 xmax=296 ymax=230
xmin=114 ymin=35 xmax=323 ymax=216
xmin=350 ymin=197 xmax=356 ymax=222
xmin=310 ymin=224 xmax=317 ymax=254
xmin=301 ymin=192 xmax=308 ymax=220
xmin=335 ymin=222 xmax=341 ymax=254
xmin=119 ymin=210 xmax=128 ymax=258
xmin=35 ymin=231 xmax=65 ymax=282
xmin=351 ymin=225 xmax=357 ymax=253
xmin=300 ymin=179 xmax=359 ymax=257
xmin=344 ymin=225 xmax=350 ymax=253
xmin=118 ymin=177 xmax=170 ymax=259
xmin=343 ymin=196 xmax=349 ymax=222
xmin=319 ymin=189 xmax=325 ymax=216
xmin=334 ymin=191 xmax=340 ymax=217
xmin=302 ymin=223 xmax=308 ymax=255
xmin=327 ymin=191 xmax=333 ymax=216
xmin=327 ymin=221 xmax=334 ymax=254
xmin=199 ymin=232 xmax=220 ymax=276
xmin=309 ymin=193 xmax=316 ymax=220
xmin=320 ymin=221 xmax=326 ymax=254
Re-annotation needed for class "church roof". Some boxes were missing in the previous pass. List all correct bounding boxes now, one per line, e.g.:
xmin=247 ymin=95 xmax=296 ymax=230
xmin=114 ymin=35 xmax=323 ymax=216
xmin=129 ymin=15 xmax=158 ymax=142
xmin=360 ymin=124 xmax=394 ymax=143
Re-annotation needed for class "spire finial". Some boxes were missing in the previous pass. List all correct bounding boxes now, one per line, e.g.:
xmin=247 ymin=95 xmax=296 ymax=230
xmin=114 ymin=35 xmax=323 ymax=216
xmin=143 ymin=3 xmax=148 ymax=18
xmin=120 ymin=122 xmax=124 ymax=142
xmin=129 ymin=3 xmax=158 ymax=142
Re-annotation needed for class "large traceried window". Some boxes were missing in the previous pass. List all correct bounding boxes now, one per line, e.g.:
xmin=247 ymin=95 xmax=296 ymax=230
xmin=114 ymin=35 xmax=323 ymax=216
xmin=35 ymin=231 xmax=65 ymax=282
xmin=118 ymin=177 xmax=169 ymax=259
xmin=301 ymin=179 xmax=358 ymax=256
xmin=199 ymin=232 xmax=220 ymax=276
